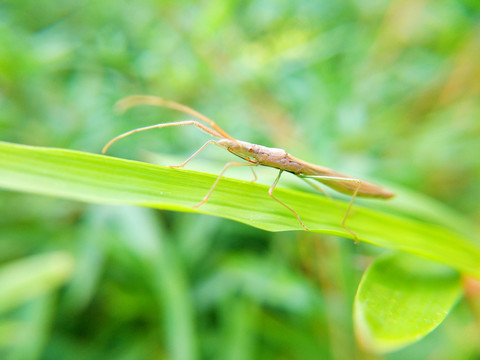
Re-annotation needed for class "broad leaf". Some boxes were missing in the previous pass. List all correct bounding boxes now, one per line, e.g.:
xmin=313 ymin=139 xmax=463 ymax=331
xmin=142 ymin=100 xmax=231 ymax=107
xmin=354 ymin=252 xmax=462 ymax=353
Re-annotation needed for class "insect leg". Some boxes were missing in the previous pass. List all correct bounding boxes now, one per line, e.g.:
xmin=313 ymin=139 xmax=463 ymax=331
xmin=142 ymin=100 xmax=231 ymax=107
xmin=169 ymin=140 xmax=217 ymax=168
xmin=301 ymin=175 xmax=361 ymax=242
xmin=195 ymin=161 xmax=258 ymax=208
xmin=300 ymin=177 xmax=332 ymax=201
xmin=249 ymin=167 xmax=258 ymax=183
xmin=269 ymin=170 xmax=308 ymax=231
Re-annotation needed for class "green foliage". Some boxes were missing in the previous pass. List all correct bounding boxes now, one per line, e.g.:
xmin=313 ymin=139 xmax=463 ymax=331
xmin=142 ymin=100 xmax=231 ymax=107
xmin=0 ymin=252 xmax=74 ymax=314
xmin=1 ymin=141 xmax=480 ymax=280
xmin=354 ymin=253 xmax=462 ymax=353
xmin=1 ymin=0 xmax=480 ymax=359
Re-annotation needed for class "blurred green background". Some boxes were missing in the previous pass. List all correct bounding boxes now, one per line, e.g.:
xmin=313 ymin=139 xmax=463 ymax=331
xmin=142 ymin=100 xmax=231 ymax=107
xmin=1 ymin=0 xmax=479 ymax=359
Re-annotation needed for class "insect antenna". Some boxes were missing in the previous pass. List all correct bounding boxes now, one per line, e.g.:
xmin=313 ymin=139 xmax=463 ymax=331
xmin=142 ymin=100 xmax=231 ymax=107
xmin=115 ymin=95 xmax=235 ymax=141
xmin=102 ymin=120 xmax=223 ymax=154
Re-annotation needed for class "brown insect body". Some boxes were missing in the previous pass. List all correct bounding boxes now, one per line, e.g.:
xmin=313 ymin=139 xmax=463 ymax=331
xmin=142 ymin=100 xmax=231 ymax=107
xmin=216 ymin=139 xmax=394 ymax=199
xmin=104 ymin=95 xmax=395 ymax=240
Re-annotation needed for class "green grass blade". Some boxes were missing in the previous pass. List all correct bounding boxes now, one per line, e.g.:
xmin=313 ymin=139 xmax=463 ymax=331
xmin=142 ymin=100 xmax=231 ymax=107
xmin=1 ymin=141 xmax=480 ymax=277
xmin=0 ymin=251 xmax=74 ymax=314
xmin=354 ymin=252 xmax=462 ymax=353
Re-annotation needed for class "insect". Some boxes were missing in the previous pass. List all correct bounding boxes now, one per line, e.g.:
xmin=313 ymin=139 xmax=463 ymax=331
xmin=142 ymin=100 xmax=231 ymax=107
xmin=103 ymin=95 xmax=395 ymax=241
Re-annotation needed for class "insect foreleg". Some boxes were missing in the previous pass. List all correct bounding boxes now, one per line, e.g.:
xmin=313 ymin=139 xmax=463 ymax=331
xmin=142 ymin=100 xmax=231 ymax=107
xmin=249 ymin=167 xmax=258 ymax=183
xmin=169 ymin=140 xmax=217 ymax=169
xmin=195 ymin=161 xmax=258 ymax=208
xmin=269 ymin=170 xmax=308 ymax=231
xmin=300 ymin=175 xmax=361 ymax=242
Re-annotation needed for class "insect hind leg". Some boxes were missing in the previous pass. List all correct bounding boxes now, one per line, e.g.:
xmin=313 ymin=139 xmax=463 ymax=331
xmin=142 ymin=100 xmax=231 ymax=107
xmin=300 ymin=175 xmax=362 ymax=243
xmin=300 ymin=177 xmax=332 ymax=201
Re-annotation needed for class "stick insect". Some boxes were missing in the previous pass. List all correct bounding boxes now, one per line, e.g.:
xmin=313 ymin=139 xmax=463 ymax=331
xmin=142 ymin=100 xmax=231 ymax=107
xmin=103 ymin=95 xmax=395 ymax=241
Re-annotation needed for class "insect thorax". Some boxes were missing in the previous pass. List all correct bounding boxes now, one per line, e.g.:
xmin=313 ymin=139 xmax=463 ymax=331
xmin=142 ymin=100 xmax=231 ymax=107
xmin=217 ymin=139 xmax=287 ymax=165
